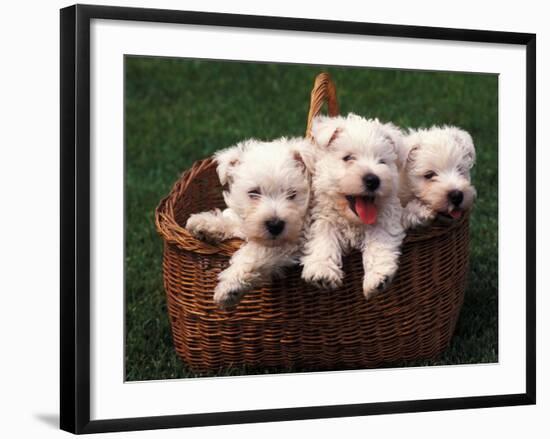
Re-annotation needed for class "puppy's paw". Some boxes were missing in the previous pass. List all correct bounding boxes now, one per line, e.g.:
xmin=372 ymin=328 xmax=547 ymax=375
xmin=402 ymin=200 xmax=436 ymax=229
xmin=186 ymin=212 xmax=225 ymax=243
xmin=301 ymin=260 xmax=343 ymax=290
xmin=213 ymin=280 xmax=247 ymax=310
xmin=363 ymin=273 xmax=395 ymax=300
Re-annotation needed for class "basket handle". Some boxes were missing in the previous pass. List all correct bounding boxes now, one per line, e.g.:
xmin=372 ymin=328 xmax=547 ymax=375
xmin=305 ymin=73 xmax=340 ymax=139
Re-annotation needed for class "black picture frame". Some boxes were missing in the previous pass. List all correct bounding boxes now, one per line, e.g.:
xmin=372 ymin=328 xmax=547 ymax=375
xmin=60 ymin=4 xmax=536 ymax=434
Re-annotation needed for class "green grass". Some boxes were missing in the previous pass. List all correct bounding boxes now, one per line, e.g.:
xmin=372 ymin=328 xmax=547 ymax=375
xmin=125 ymin=56 xmax=498 ymax=381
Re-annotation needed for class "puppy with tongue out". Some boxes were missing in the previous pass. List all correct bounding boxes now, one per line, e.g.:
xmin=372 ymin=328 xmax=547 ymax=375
xmin=399 ymin=125 xmax=477 ymax=230
xmin=301 ymin=113 xmax=407 ymax=299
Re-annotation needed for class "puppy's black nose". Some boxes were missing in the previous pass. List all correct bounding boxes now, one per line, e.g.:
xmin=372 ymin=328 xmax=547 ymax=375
xmin=448 ymin=189 xmax=464 ymax=206
xmin=265 ymin=219 xmax=285 ymax=236
xmin=363 ymin=173 xmax=380 ymax=191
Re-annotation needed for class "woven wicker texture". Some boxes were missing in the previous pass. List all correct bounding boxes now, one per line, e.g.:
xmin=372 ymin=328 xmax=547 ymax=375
xmin=155 ymin=73 xmax=470 ymax=373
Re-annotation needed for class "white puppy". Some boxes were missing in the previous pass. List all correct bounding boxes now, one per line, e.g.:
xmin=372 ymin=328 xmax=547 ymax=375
xmin=300 ymin=113 xmax=406 ymax=299
xmin=186 ymin=137 xmax=310 ymax=309
xmin=399 ymin=126 xmax=476 ymax=229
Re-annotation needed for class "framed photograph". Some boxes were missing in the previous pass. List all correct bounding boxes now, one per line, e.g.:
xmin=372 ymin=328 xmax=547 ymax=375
xmin=60 ymin=4 xmax=536 ymax=434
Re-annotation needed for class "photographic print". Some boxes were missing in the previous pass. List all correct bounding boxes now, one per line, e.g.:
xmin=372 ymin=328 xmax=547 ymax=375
xmin=125 ymin=57 xmax=498 ymax=381
xmin=61 ymin=4 xmax=534 ymax=433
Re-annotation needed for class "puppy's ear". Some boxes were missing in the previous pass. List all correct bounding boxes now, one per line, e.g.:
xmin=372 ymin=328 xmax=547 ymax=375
xmin=382 ymin=123 xmax=406 ymax=169
xmin=402 ymin=128 xmax=423 ymax=170
xmin=449 ymin=126 xmax=476 ymax=169
xmin=405 ymin=144 xmax=420 ymax=169
xmin=292 ymin=139 xmax=316 ymax=173
xmin=214 ymin=142 xmax=245 ymax=185
xmin=458 ymin=133 xmax=476 ymax=169
xmin=292 ymin=151 xmax=307 ymax=173
xmin=310 ymin=116 xmax=342 ymax=149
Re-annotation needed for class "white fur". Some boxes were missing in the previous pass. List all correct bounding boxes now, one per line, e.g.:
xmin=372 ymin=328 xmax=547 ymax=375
xmin=186 ymin=137 xmax=311 ymax=309
xmin=399 ymin=125 xmax=477 ymax=228
xmin=301 ymin=113 xmax=406 ymax=299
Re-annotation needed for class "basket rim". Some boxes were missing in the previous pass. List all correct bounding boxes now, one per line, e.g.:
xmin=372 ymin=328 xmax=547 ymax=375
xmin=155 ymin=157 xmax=243 ymax=256
xmin=155 ymin=156 xmax=470 ymax=256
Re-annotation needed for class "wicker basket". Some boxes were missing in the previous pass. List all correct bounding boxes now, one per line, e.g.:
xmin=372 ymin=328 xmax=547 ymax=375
xmin=155 ymin=73 xmax=470 ymax=373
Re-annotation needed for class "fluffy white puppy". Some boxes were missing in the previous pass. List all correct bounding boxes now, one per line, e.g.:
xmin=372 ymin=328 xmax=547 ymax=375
xmin=399 ymin=126 xmax=476 ymax=229
xmin=186 ymin=137 xmax=310 ymax=309
xmin=300 ymin=113 xmax=406 ymax=299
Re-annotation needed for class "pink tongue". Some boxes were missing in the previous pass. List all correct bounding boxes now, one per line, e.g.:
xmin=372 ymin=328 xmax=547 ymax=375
xmin=449 ymin=209 xmax=463 ymax=219
xmin=355 ymin=197 xmax=378 ymax=225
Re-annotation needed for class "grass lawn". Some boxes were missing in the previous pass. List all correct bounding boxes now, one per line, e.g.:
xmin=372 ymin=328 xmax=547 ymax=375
xmin=125 ymin=56 xmax=498 ymax=381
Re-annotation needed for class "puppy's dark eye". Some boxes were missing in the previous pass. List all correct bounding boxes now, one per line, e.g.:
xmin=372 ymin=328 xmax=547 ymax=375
xmin=378 ymin=159 xmax=386 ymax=165
xmin=248 ymin=188 xmax=261 ymax=198
xmin=287 ymin=190 xmax=297 ymax=200
xmin=424 ymin=171 xmax=437 ymax=180
xmin=343 ymin=154 xmax=354 ymax=162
